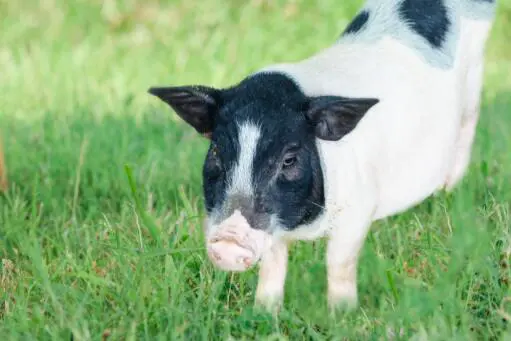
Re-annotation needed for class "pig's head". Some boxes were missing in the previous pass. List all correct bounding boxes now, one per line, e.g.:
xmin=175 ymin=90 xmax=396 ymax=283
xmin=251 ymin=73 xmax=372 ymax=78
xmin=149 ymin=72 xmax=378 ymax=271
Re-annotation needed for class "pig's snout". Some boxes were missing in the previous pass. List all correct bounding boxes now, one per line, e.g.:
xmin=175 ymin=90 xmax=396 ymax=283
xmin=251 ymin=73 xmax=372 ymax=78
xmin=206 ymin=210 xmax=271 ymax=272
xmin=207 ymin=239 xmax=255 ymax=271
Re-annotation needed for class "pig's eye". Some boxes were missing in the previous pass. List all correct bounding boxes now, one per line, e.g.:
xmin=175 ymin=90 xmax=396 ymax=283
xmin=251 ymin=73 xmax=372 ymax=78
xmin=211 ymin=145 xmax=219 ymax=157
xmin=207 ymin=144 xmax=223 ymax=172
xmin=209 ymin=144 xmax=222 ymax=162
xmin=282 ymin=154 xmax=297 ymax=169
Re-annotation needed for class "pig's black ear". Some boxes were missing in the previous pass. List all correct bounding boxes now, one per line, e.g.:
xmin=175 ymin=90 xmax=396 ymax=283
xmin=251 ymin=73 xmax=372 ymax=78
xmin=148 ymin=85 xmax=223 ymax=138
xmin=305 ymin=96 xmax=379 ymax=141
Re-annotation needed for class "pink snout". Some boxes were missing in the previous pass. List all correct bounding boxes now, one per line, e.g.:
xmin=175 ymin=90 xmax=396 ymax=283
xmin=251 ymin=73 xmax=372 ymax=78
xmin=207 ymin=239 xmax=255 ymax=271
xmin=206 ymin=210 xmax=271 ymax=272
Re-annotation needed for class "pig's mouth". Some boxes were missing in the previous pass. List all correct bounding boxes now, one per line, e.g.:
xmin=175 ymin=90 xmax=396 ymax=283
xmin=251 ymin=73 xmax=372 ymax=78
xmin=205 ymin=210 xmax=272 ymax=272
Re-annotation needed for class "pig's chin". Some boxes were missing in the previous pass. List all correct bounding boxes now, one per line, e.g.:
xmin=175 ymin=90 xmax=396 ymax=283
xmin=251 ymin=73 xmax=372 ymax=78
xmin=205 ymin=210 xmax=272 ymax=272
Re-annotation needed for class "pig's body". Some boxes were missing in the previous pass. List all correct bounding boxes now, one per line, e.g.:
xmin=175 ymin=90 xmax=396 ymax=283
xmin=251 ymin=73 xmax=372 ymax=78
xmin=149 ymin=0 xmax=497 ymax=312
xmin=261 ymin=0 xmax=496 ymax=239
xmin=251 ymin=0 xmax=496 ymax=309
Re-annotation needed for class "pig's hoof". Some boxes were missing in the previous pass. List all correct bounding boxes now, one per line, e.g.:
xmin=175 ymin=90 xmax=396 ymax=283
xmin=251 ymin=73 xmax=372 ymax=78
xmin=254 ymin=295 xmax=283 ymax=315
xmin=327 ymin=295 xmax=358 ymax=314
xmin=327 ymin=281 xmax=357 ymax=310
xmin=327 ymin=285 xmax=358 ymax=314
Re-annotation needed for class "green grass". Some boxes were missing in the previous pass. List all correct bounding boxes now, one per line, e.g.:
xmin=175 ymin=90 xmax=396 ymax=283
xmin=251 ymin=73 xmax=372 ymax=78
xmin=1 ymin=0 xmax=510 ymax=339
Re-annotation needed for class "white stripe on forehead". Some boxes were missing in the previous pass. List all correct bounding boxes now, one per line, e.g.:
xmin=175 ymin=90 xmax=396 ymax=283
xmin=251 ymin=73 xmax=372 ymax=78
xmin=227 ymin=122 xmax=261 ymax=196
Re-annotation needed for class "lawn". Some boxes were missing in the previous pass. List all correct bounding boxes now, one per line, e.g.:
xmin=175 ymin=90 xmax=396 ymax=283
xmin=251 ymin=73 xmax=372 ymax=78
xmin=1 ymin=0 xmax=510 ymax=340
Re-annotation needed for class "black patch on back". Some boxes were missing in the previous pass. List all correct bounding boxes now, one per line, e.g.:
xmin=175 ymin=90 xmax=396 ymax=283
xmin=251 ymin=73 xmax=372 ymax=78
xmin=343 ymin=10 xmax=370 ymax=36
xmin=399 ymin=0 xmax=450 ymax=48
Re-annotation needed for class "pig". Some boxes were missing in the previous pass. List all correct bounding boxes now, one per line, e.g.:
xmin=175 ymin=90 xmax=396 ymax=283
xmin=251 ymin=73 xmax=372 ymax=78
xmin=148 ymin=0 xmax=497 ymax=312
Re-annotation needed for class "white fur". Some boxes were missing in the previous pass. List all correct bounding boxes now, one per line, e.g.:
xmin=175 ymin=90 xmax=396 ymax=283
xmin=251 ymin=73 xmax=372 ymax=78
xmin=253 ymin=1 xmax=496 ymax=311
xmin=228 ymin=122 xmax=261 ymax=197
xmin=445 ymin=18 xmax=492 ymax=189
xmin=255 ymin=240 xmax=288 ymax=311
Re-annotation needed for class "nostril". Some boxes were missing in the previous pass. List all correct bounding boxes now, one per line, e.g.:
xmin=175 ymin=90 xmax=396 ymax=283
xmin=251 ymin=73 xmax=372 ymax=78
xmin=242 ymin=257 xmax=252 ymax=267
xmin=212 ymin=251 xmax=221 ymax=261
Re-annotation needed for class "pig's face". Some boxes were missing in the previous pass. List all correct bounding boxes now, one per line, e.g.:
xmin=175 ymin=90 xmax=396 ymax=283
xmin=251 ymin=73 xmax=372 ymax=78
xmin=149 ymin=72 xmax=378 ymax=264
xmin=202 ymin=94 xmax=326 ymax=233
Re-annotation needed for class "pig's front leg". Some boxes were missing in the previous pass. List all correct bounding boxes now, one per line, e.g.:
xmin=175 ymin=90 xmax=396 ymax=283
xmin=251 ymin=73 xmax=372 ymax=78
xmin=326 ymin=204 xmax=374 ymax=311
xmin=255 ymin=239 xmax=288 ymax=312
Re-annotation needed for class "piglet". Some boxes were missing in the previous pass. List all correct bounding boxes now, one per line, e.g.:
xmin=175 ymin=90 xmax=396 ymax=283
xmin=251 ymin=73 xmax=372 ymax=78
xmin=148 ymin=0 xmax=497 ymax=312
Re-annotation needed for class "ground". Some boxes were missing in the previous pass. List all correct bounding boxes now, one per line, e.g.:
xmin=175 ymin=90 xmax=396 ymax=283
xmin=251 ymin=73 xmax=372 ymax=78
xmin=0 ymin=0 xmax=510 ymax=340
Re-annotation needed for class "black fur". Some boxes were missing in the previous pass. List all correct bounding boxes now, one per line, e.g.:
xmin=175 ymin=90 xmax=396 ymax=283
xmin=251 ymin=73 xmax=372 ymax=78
xmin=305 ymin=96 xmax=379 ymax=141
xmin=343 ymin=10 xmax=370 ymax=36
xmin=148 ymin=85 xmax=222 ymax=136
xmin=149 ymin=73 xmax=378 ymax=231
xmin=399 ymin=0 xmax=450 ymax=48
xmin=203 ymin=73 xmax=327 ymax=229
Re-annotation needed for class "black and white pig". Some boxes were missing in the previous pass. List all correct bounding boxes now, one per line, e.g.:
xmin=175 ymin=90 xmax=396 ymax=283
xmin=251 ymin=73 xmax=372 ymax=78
xmin=148 ymin=0 xmax=497 ymax=311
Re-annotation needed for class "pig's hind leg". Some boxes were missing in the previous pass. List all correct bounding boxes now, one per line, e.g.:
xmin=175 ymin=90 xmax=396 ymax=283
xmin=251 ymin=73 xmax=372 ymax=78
xmin=445 ymin=16 xmax=494 ymax=191
xmin=444 ymin=58 xmax=484 ymax=191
